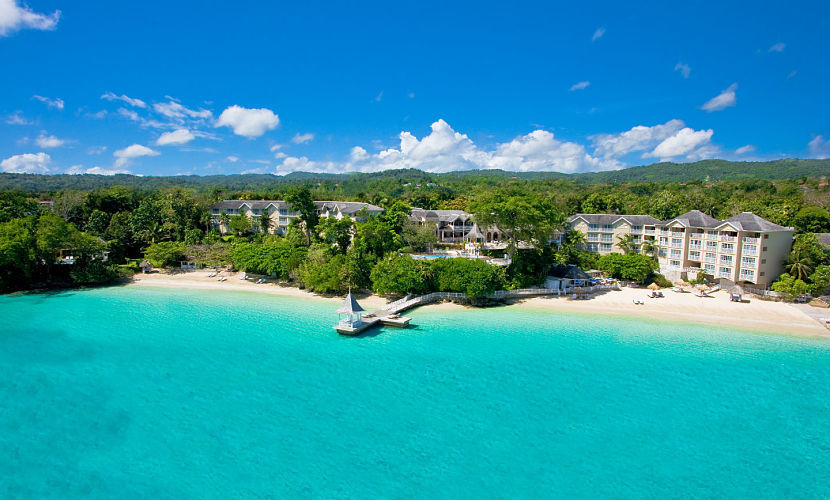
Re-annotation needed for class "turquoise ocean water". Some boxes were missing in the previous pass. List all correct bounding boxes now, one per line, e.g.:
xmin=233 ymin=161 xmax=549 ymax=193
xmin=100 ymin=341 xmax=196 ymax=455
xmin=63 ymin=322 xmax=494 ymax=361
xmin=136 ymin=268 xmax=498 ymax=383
xmin=2 ymin=285 xmax=830 ymax=498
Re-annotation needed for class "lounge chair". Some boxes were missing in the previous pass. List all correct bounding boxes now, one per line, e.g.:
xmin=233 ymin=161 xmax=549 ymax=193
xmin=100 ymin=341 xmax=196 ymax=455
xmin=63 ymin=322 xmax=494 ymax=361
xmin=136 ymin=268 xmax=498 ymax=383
xmin=239 ymin=275 xmax=248 ymax=280
xmin=632 ymin=299 xmax=644 ymax=305
xmin=694 ymin=290 xmax=711 ymax=298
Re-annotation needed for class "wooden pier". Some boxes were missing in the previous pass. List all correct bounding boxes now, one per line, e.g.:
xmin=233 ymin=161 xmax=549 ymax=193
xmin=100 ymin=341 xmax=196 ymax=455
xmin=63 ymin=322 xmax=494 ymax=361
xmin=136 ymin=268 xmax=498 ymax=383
xmin=334 ymin=287 xmax=574 ymax=336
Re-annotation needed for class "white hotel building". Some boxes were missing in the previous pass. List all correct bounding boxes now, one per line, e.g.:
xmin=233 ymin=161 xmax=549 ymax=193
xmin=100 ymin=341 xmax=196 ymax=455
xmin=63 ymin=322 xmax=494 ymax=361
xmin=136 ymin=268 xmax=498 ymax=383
xmin=568 ymin=210 xmax=794 ymax=287
xmin=211 ymin=200 xmax=384 ymax=235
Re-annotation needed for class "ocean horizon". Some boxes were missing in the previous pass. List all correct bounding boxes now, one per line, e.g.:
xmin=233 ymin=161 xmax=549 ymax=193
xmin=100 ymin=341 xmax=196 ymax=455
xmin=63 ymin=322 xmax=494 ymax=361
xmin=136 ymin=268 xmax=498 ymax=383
xmin=2 ymin=285 xmax=829 ymax=498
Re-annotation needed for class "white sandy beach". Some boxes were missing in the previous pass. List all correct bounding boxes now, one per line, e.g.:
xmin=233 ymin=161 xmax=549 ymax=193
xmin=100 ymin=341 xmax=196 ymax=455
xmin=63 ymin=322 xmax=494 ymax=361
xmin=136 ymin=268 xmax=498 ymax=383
xmin=130 ymin=270 xmax=829 ymax=338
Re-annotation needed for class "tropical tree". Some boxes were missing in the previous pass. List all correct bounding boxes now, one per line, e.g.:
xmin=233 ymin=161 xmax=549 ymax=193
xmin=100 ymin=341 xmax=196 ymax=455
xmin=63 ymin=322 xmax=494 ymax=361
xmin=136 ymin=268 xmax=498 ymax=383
xmin=640 ymin=239 xmax=658 ymax=259
xmin=258 ymin=212 xmax=273 ymax=234
xmin=785 ymin=254 xmax=814 ymax=281
xmin=469 ymin=189 xmax=564 ymax=259
xmin=286 ymin=187 xmax=319 ymax=245
xmin=616 ymin=233 xmax=638 ymax=254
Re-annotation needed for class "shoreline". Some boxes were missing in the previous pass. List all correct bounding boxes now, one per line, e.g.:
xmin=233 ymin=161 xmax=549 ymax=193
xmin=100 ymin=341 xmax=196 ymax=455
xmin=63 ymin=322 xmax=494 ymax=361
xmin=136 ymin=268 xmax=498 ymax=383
xmin=129 ymin=270 xmax=830 ymax=339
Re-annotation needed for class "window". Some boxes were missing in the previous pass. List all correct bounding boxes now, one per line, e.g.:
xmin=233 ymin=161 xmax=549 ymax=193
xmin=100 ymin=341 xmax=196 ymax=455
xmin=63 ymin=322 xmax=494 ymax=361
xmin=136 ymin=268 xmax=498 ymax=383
xmin=670 ymin=259 xmax=681 ymax=267
xmin=602 ymin=224 xmax=614 ymax=231
xmin=740 ymin=269 xmax=755 ymax=280
xmin=586 ymin=243 xmax=599 ymax=252
xmin=659 ymin=237 xmax=668 ymax=245
xmin=743 ymin=244 xmax=757 ymax=255
xmin=704 ymin=252 xmax=716 ymax=262
xmin=587 ymin=233 xmax=599 ymax=242
xmin=764 ymin=234 xmax=769 ymax=239
xmin=720 ymin=255 xmax=733 ymax=264
xmin=706 ymin=230 xmax=718 ymax=238
xmin=721 ymin=243 xmax=734 ymax=253
xmin=741 ymin=257 xmax=756 ymax=267
xmin=601 ymin=234 xmax=613 ymax=242
xmin=706 ymin=241 xmax=718 ymax=251
xmin=718 ymin=267 xmax=732 ymax=277
xmin=671 ymin=249 xmax=682 ymax=258
xmin=704 ymin=264 xmax=715 ymax=273
xmin=761 ymin=259 xmax=766 ymax=264
xmin=658 ymin=248 xmax=668 ymax=257
xmin=212 ymin=209 xmax=219 ymax=214
xmin=600 ymin=243 xmax=612 ymax=252
xmin=588 ymin=223 xmax=599 ymax=231
xmin=631 ymin=225 xmax=643 ymax=232
xmin=672 ymin=238 xmax=682 ymax=248
xmin=689 ymin=251 xmax=701 ymax=260
xmin=763 ymin=247 xmax=768 ymax=252
xmin=760 ymin=272 xmax=765 ymax=276
xmin=279 ymin=209 xmax=288 ymax=215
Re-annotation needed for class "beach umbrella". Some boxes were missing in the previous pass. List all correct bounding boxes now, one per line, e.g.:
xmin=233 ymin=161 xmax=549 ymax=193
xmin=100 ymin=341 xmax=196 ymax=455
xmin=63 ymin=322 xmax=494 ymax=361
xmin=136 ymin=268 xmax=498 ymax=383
xmin=647 ymin=282 xmax=660 ymax=290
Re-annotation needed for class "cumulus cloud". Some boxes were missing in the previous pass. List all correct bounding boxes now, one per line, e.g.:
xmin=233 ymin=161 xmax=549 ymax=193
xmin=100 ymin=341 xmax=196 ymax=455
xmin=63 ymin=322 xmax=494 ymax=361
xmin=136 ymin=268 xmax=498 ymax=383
xmin=5 ymin=111 xmax=32 ymax=125
xmin=735 ymin=144 xmax=756 ymax=155
xmin=67 ymin=165 xmax=131 ymax=175
xmin=701 ymin=83 xmax=737 ymax=112
xmin=32 ymin=94 xmax=64 ymax=110
xmin=113 ymin=144 xmax=159 ymax=167
xmin=674 ymin=62 xmax=691 ymax=78
xmin=569 ymin=81 xmax=590 ymax=91
xmin=645 ymin=127 xmax=714 ymax=160
xmin=291 ymin=132 xmax=315 ymax=144
xmin=768 ymin=42 xmax=786 ymax=53
xmin=592 ymin=27 xmax=605 ymax=41
xmin=35 ymin=131 xmax=65 ymax=148
xmin=0 ymin=0 xmax=60 ymax=36
xmin=276 ymin=119 xmax=622 ymax=175
xmin=156 ymin=128 xmax=195 ymax=146
xmin=225 ymin=155 xmax=239 ymax=163
xmin=101 ymin=91 xmax=146 ymax=108
xmin=1 ymin=152 xmax=50 ymax=173
xmin=591 ymin=119 xmax=686 ymax=159
xmin=808 ymin=135 xmax=830 ymax=158
xmin=215 ymin=105 xmax=279 ymax=138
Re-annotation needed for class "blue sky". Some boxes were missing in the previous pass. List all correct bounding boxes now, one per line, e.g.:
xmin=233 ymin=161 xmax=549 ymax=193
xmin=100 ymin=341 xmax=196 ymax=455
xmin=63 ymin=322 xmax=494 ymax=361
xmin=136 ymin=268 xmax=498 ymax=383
xmin=1 ymin=0 xmax=829 ymax=176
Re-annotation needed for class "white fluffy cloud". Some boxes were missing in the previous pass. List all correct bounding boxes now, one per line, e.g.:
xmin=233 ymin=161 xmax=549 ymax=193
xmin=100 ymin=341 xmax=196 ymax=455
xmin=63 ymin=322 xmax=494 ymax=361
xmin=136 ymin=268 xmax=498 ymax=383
xmin=0 ymin=0 xmax=59 ymax=36
xmin=569 ymin=81 xmax=590 ymax=91
xmin=67 ymin=165 xmax=131 ymax=175
xmin=674 ymin=62 xmax=691 ymax=78
xmin=276 ymin=119 xmax=623 ymax=175
xmin=592 ymin=27 xmax=605 ymax=41
xmin=113 ymin=144 xmax=159 ymax=167
xmin=591 ymin=120 xmax=690 ymax=159
xmin=645 ymin=127 xmax=714 ymax=160
xmin=701 ymin=83 xmax=737 ymax=112
xmin=156 ymin=128 xmax=195 ymax=146
xmin=32 ymin=94 xmax=64 ymax=110
xmin=291 ymin=132 xmax=314 ymax=144
xmin=215 ymin=105 xmax=280 ymax=138
xmin=808 ymin=135 xmax=830 ymax=158
xmin=735 ymin=144 xmax=756 ymax=155
xmin=101 ymin=92 xmax=146 ymax=108
xmin=35 ymin=132 xmax=65 ymax=148
xmin=1 ymin=152 xmax=50 ymax=173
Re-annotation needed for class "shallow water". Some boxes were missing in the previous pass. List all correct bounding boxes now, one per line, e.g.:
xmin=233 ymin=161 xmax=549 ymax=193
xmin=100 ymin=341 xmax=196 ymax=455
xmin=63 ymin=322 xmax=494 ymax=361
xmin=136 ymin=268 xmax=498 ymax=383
xmin=2 ymin=286 xmax=829 ymax=498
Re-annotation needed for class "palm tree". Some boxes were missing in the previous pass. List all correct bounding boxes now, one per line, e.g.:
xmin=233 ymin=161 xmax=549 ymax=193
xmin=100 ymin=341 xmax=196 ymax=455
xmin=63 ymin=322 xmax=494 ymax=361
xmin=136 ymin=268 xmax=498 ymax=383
xmin=218 ymin=211 xmax=230 ymax=235
xmin=786 ymin=254 xmax=814 ymax=281
xmin=617 ymin=234 xmax=638 ymax=254
xmin=641 ymin=239 xmax=658 ymax=260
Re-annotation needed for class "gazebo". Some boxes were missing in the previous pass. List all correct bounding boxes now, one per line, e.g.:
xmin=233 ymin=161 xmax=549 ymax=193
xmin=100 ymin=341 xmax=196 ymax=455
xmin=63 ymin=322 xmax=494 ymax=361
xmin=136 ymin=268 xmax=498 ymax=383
xmin=336 ymin=292 xmax=366 ymax=326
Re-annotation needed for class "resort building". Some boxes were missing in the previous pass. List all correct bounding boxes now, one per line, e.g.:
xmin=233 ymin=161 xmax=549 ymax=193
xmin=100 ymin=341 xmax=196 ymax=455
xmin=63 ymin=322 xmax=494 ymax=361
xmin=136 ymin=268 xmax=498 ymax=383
xmin=210 ymin=200 xmax=384 ymax=234
xmin=567 ymin=214 xmax=662 ymax=254
xmin=568 ymin=210 xmax=794 ymax=287
xmin=409 ymin=208 xmax=484 ymax=244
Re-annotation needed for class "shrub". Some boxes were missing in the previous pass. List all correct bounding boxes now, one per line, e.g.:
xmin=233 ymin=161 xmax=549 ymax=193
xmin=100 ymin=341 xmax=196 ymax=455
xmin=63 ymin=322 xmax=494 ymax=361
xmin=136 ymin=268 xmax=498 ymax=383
xmin=370 ymin=254 xmax=431 ymax=296
xmin=143 ymin=241 xmax=187 ymax=267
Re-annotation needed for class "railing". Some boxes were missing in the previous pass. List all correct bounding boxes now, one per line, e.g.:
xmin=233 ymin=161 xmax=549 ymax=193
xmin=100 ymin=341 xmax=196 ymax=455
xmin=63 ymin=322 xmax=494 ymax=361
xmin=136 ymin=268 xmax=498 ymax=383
xmin=742 ymin=247 xmax=758 ymax=255
xmin=720 ymin=246 xmax=735 ymax=254
xmin=720 ymin=235 xmax=736 ymax=242
xmin=644 ymin=229 xmax=655 ymax=235
xmin=704 ymin=257 xmax=716 ymax=263
xmin=688 ymin=243 xmax=702 ymax=250
xmin=742 ymin=237 xmax=760 ymax=244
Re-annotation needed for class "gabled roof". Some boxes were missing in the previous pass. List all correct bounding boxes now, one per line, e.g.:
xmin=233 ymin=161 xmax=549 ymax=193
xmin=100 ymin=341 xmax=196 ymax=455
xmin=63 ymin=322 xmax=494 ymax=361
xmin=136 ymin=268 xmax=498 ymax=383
xmin=336 ymin=292 xmax=365 ymax=314
xmin=720 ymin=212 xmax=792 ymax=232
xmin=568 ymin=214 xmax=661 ymax=226
xmin=662 ymin=210 xmax=721 ymax=228
xmin=211 ymin=200 xmax=383 ymax=213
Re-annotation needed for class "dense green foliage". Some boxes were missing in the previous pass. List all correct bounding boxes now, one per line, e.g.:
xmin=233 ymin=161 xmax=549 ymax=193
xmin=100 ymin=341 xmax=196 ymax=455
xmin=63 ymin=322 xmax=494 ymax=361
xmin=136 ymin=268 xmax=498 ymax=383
xmin=597 ymin=253 xmax=658 ymax=282
xmin=772 ymin=234 xmax=830 ymax=296
xmin=0 ymin=162 xmax=828 ymax=298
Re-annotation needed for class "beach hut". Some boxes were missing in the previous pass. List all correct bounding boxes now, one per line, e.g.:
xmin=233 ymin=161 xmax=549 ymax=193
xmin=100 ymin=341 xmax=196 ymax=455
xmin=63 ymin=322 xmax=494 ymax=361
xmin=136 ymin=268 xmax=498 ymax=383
xmin=336 ymin=292 xmax=366 ymax=326
xmin=139 ymin=260 xmax=153 ymax=274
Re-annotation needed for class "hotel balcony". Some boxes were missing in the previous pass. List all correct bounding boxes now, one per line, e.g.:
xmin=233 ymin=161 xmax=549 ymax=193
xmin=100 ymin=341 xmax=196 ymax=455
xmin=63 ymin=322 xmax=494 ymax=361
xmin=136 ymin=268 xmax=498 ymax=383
xmin=720 ymin=235 xmax=736 ymax=242
xmin=688 ymin=244 xmax=702 ymax=250
xmin=742 ymin=237 xmax=760 ymax=244
xmin=720 ymin=246 xmax=736 ymax=254
xmin=742 ymin=247 xmax=758 ymax=255
xmin=644 ymin=229 xmax=655 ymax=235
xmin=703 ymin=257 xmax=716 ymax=263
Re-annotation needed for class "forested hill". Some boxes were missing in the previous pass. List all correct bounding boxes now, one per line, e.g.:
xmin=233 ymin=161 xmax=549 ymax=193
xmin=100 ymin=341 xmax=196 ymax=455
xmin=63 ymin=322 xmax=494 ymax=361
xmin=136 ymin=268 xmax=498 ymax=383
xmin=1 ymin=158 xmax=827 ymax=192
